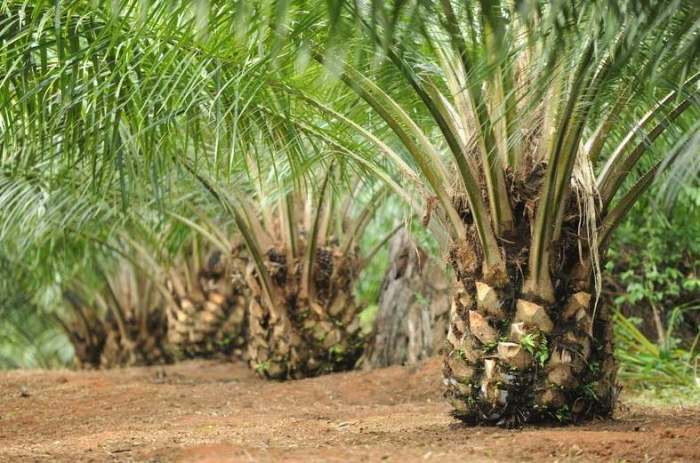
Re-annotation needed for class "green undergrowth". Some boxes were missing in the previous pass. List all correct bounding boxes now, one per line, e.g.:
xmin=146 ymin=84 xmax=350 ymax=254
xmin=608 ymin=187 xmax=700 ymax=406
xmin=615 ymin=312 xmax=699 ymax=404
xmin=623 ymin=385 xmax=700 ymax=407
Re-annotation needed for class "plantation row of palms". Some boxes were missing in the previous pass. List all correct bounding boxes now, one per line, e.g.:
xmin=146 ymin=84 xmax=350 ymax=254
xmin=43 ymin=170 xmax=393 ymax=379
xmin=1 ymin=0 xmax=698 ymax=427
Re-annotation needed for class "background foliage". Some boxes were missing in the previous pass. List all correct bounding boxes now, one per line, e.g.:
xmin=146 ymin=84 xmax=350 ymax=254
xmin=608 ymin=186 xmax=700 ymax=391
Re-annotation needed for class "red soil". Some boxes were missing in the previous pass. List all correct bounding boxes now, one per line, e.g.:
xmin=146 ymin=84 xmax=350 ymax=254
xmin=1 ymin=358 xmax=698 ymax=462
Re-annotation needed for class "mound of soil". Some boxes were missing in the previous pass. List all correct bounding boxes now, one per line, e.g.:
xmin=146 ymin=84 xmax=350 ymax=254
xmin=1 ymin=358 xmax=698 ymax=462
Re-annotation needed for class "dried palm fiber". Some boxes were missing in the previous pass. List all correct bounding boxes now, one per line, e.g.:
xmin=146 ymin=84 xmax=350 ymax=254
xmin=166 ymin=242 xmax=248 ymax=359
xmin=361 ymin=229 xmax=450 ymax=368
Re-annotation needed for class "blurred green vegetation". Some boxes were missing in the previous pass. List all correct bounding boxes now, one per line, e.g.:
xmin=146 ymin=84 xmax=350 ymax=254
xmin=0 ymin=254 xmax=73 ymax=368
xmin=608 ymin=186 xmax=700 ymax=394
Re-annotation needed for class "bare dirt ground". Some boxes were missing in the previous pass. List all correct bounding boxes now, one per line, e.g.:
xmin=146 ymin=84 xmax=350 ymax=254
xmin=1 ymin=358 xmax=698 ymax=463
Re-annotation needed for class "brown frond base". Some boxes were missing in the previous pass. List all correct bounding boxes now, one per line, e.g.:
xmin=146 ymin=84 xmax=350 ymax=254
xmin=247 ymin=294 xmax=364 ymax=380
xmin=167 ymin=292 xmax=248 ymax=360
xmin=66 ymin=321 xmax=107 ymax=369
xmin=99 ymin=309 xmax=172 ymax=368
xmin=442 ymin=273 xmax=619 ymax=426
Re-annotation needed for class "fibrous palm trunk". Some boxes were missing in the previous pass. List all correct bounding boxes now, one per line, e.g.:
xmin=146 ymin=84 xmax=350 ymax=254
xmin=61 ymin=292 xmax=107 ymax=369
xmin=443 ymin=175 xmax=618 ymax=426
xmin=100 ymin=308 xmax=170 ymax=367
xmin=361 ymin=229 xmax=450 ymax=368
xmin=62 ymin=291 xmax=170 ymax=369
xmin=166 ymin=248 xmax=248 ymax=359
xmin=246 ymin=244 xmax=364 ymax=379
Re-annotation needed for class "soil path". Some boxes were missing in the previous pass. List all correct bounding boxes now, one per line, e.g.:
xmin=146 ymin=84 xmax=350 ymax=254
xmin=1 ymin=358 xmax=698 ymax=462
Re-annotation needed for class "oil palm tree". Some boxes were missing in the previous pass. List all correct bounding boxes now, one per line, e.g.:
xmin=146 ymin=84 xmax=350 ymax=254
xmin=190 ymin=158 xmax=400 ymax=379
xmin=248 ymin=0 xmax=700 ymax=423
xmin=58 ymin=250 xmax=171 ymax=368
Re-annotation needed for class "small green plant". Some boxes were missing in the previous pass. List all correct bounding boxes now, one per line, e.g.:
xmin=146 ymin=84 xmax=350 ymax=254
xmin=582 ymin=382 xmax=599 ymax=401
xmin=520 ymin=333 xmax=549 ymax=367
xmin=483 ymin=340 xmax=498 ymax=353
xmin=587 ymin=361 xmax=600 ymax=376
xmin=520 ymin=333 xmax=537 ymax=352
xmin=329 ymin=344 xmax=346 ymax=356
xmin=555 ymin=405 xmax=572 ymax=422
xmin=254 ymin=361 xmax=271 ymax=374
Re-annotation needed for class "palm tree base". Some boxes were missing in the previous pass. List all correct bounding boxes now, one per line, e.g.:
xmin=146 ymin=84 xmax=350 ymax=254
xmin=69 ymin=310 xmax=171 ymax=369
xmin=167 ymin=291 xmax=248 ymax=359
xmin=166 ymin=249 xmax=249 ymax=360
xmin=442 ymin=272 xmax=618 ymax=426
xmin=246 ymin=293 xmax=363 ymax=380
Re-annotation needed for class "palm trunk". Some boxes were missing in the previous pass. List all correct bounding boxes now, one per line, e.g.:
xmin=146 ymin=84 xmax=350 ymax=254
xmin=361 ymin=229 xmax=450 ymax=368
xmin=100 ymin=307 xmax=171 ymax=367
xmin=246 ymin=245 xmax=364 ymax=379
xmin=63 ymin=292 xmax=171 ymax=369
xmin=443 ymin=180 xmax=618 ymax=426
xmin=167 ymin=248 xmax=248 ymax=359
